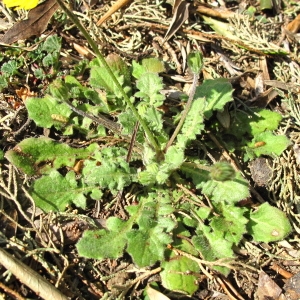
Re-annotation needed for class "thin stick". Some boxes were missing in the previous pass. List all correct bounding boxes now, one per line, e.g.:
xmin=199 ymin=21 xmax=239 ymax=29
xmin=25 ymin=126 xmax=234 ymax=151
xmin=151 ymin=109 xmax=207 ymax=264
xmin=0 ymin=247 xmax=68 ymax=300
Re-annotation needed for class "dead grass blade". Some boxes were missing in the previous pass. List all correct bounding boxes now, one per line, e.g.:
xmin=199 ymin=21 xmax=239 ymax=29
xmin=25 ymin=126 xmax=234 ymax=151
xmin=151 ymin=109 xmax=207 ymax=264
xmin=163 ymin=0 xmax=190 ymax=43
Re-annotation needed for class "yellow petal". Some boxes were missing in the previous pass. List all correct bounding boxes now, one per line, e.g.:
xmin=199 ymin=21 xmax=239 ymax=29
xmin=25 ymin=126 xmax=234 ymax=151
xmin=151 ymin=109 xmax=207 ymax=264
xmin=3 ymin=0 xmax=39 ymax=10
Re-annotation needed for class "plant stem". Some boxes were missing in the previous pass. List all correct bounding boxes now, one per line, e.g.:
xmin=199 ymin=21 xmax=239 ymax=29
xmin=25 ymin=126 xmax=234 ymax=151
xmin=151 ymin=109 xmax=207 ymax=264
xmin=56 ymin=0 xmax=160 ymax=152
xmin=164 ymin=72 xmax=199 ymax=152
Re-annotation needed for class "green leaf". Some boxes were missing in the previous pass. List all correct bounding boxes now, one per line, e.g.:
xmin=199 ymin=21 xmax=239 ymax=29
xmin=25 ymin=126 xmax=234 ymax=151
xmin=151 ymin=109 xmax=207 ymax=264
xmin=187 ymin=51 xmax=203 ymax=74
xmin=89 ymin=66 xmax=124 ymax=100
xmin=142 ymin=57 xmax=165 ymax=73
xmin=126 ymin=192 xmax=175 ymax=266
xmin=132 ymin=60 xmax=147 ymax=79
xmin=89 ymin=57 xmax=131 ymax=101
xmin=106 ymin=53 xmax=131 ymax=87
xmin=64 ymin=75 xmax=106 ymax=107
xmin=193 ymin=78 xmax=233 ymax=119
xmin=260 ymin=0 xmax=273 ymax=10
xmin=31 ymin=170 xmax=86 ymax=212
xmin=1 ymin=60 xmax=19 ymax=76
xmin=77 ymin=217 xmax=133 ymax=259
xmin=0 ymin=149 xmax=4 ymax=160
xmin=5 ymin=137 xmax=98 ymax=175
xmin=41 ymin=35 xmax=61 ymax=53
xmin=176 ymin=97 xmax=206 ymax=148
xmin=156 ymin=146 xmax=185 ymax=184
xmin=192 ymin=225 xmax=234 ymax=275
xmin=138 ymin=163 xmax=159 ymax=185
xmin=25 ymin=95 xmax=72 ymax=129
xmin=43 ymin=53 xmax=57 ymax=67
xmin=200 ymin=171 xmax=250 ymax=204
xmin=247 ymin=203 xmax=292 ymax=242
xmin=118 ymin=109 xmax=145 ymax=143
xmin=209 ymin=162 xmax=236 ymax=181
xmin=135 ymin=72 xmax=165 ymax=107
xmin=144 ymin=106 xmax=164 ymax=132
xmin=82 ymin=147 xmax=135 ymax=193
xmin=229 ymin=109 xmax=282 ymax=139
xmin=132 ymin=58 xmax=165 ymax=79
xmin=160 ymin=255 xmax=200 ymax=295
xmin=246 ymin=131 xmax=290 ymax=160
xmin=211 ymin=203 xmax=248 ymax=245
xmin=0 ymin=75 xmax=8 ymax=91
xmin=180 ymin=161 xmax=210 ymax=186
xmin=127 ymin=227 xmax=172 ymax=267
xmin=49 ymin=79 xmax=70 ymax=101
xmin=250 ymin=109 xmax=282 ymax=135
xmin=202 ymin=16 xmax=237 ymax=41
xmin=33 ymin=68 xmax=45 ymax=80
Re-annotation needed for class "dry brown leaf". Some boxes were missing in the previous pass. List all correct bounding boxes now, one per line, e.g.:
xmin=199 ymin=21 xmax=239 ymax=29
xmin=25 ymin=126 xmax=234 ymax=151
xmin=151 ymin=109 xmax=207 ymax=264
xmin=256 ymin=271 xmax=282 ymax=300
xmin=286 ymin=14 xmax=300 ymax=33
xmin=73 ymin=43 xmax=94 ymax=59
xmin=15 ymin=86 xmax=36 ymax=102
xmin=0 ymin=0 xmax=59 ymax=44
xmin=146 ymin=285 xmax=171 ymax=300
xmin=163 ymin=0 xmax=190 ymax=43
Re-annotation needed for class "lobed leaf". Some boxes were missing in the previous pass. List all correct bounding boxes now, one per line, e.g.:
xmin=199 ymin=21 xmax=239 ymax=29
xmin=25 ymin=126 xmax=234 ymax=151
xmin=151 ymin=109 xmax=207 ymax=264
xmin=176 ymin=97 xmax=206 ymax=148
xmin=192 ymin=225 xmax=234 ymax=276
xmin=31 ymin=170 xmax=88 ymax=212
xmin=194 ymin=78 xmax=233 ymax=119
xmin=127 ymin=227 xmax=172 ymax=267
xmin=77 ymin=217 xmax=133 ymax=259
xmin=135 ymin=72 xmax=165 ymax=107
xmin=210 ymin=203 xmax=248 ymax=245
xmin=5 ymin=137 xmax=98 ymax=175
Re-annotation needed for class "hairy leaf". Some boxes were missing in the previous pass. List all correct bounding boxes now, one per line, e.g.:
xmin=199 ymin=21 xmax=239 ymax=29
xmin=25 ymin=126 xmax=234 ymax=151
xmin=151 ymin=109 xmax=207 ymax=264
xmin=64 ymin=75 xmax=106 ymax=107
xmin=211 ymin=203 xmax=248 ymax=245
xmin=193 ymin=78 xmax=233 ymax=119
xmin=246 ymin=131 xmax=290 ymax=160
xmin=135 ymin=72 xmax=165 ymax=107
xmin=5 ymin=137 xmax=98 ymax=175
xmin=127 ymin=192 xmax=175 ymax=266
xmin=192 ymin=225 xmax=234 ymax=276
xmin=176 ymin=97 xmax=206 ymax=148
xmin=31 ymin=170 xmax=87 ymax=212
xmin=247 ymin=203 xmax=292 ymax=242
xmin=132 ymin=58 xmax=165 ymax=79
xmin=82 ymin=147 xmax=135 ymax=193
xmin=25 ymin=96 xmax=72 ymax=130
xmin=127 ymin=227 xmax=172 ymax=267
xmin=160 ymin=255 xmax=200 ymax=295
xmin=229 ymin=108 xmax=282 ymax=138
xmin=89 ymin=58 xmax=131 ymax=103
xmin=200 ymin=172 xmax=249 ymax=204
xmin=77 ymin=217 xmax=133 ymax=259
xmin=156 ymin=145 xmax=185 ymax=184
